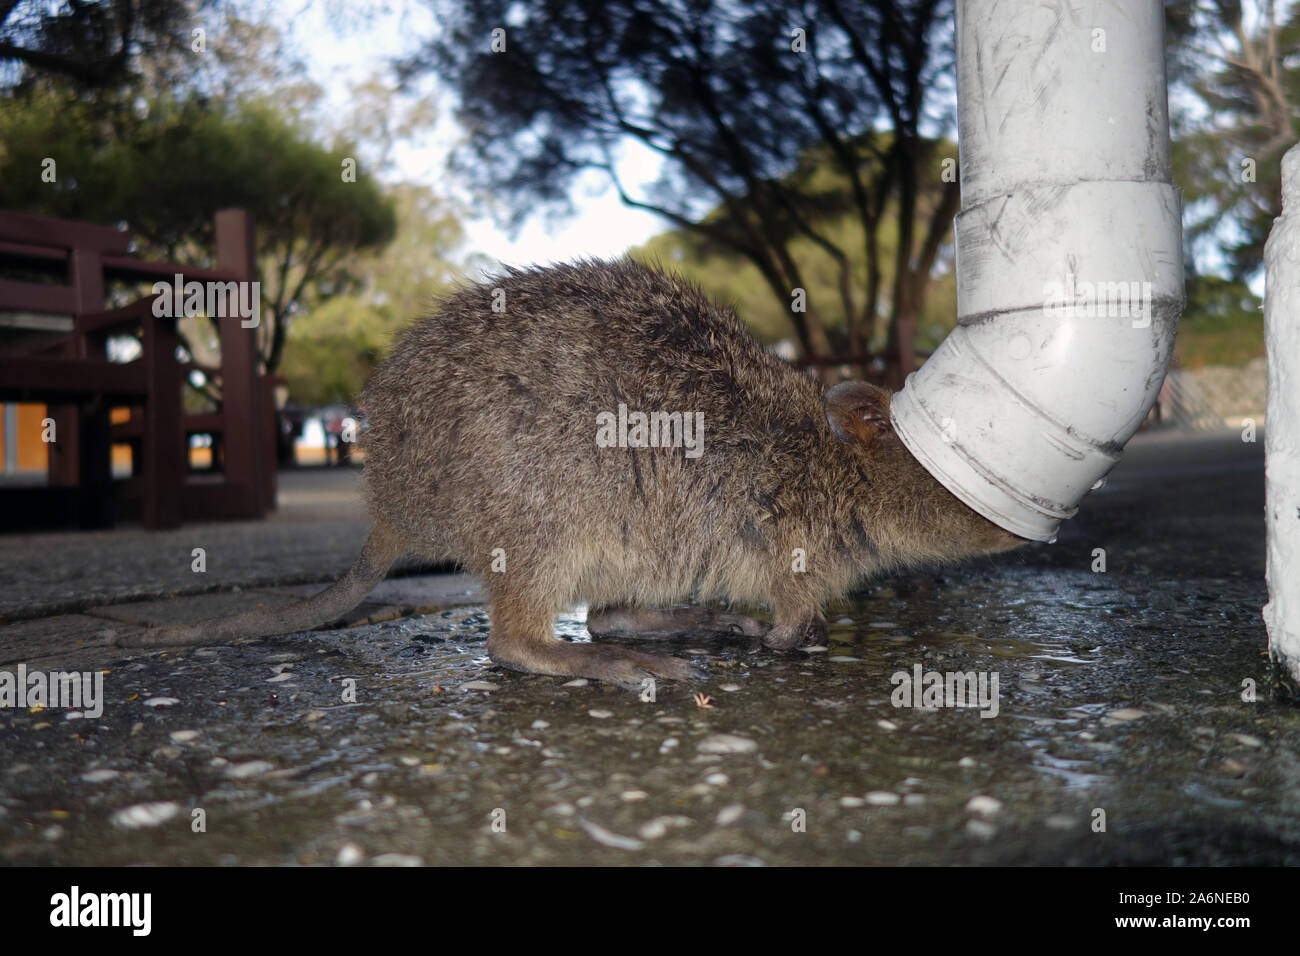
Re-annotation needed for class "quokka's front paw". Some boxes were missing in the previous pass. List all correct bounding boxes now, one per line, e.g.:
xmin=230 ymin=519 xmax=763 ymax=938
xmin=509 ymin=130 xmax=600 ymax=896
xmin=762 ymin=613 xmax=828 ymax=650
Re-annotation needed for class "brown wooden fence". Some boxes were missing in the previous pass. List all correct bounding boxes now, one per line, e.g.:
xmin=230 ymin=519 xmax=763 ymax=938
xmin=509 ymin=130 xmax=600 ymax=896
xmin=0 ymin=208 xmax=276 ymax=531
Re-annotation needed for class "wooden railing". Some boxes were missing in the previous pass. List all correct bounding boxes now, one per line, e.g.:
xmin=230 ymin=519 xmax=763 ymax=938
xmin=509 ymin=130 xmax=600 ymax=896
xmin=0 ymin=208 xmax=275 ymax=530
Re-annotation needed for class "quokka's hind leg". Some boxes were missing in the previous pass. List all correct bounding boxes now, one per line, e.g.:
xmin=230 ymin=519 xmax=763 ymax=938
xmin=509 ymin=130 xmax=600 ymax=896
xmin=586 ymin=605 xmax=766 ymax=640
xmin=487 ymin=592 xmax=705 ymax=690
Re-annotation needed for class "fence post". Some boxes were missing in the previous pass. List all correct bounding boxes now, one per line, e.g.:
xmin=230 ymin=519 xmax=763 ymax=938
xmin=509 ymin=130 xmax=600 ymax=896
xmin=59 ymin=248 xmax=114 ymax=526
xmin=214 ymin=208 xmax=265 ymax=518
xmin=140 ymin=309 xmax=183 ymax=529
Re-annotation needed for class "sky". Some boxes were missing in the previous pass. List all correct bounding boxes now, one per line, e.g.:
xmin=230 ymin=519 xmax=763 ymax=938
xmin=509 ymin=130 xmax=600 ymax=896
xmin=269 ymin=0 xmax=666 ymax=267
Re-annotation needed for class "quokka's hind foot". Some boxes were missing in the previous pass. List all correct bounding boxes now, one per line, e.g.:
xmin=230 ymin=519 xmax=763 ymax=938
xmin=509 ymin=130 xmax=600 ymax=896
xmin=489 ymin=595 xmax=705 ymax=689
xmin=489 ymin=635 xmax=705 ymax=690
xmin=586 ymin=605 xmax=766 ymax=640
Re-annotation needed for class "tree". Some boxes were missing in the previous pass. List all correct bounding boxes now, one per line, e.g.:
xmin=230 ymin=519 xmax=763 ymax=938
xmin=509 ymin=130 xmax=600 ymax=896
xmin=629 ymin=136 xmax=960 ymax=360
xmin=405 ymin=0 xmax=958 ymax=380
xmin=0 ymin=87 xmax=398 ymax=377
xmin=278 ymin=182 xmax=490 ymax=405
xmin=1163 ymin=0 xmax=1295 ymax=367
xmin=0 ymin=0 xmax=218 ymax=90
xmin=1167 ymin=0 xmax=1298 ymax=280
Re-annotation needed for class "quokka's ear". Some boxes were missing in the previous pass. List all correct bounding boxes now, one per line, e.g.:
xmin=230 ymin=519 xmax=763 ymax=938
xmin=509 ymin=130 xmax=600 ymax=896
xmin=824 ymin=380 xmax=893 ymax=444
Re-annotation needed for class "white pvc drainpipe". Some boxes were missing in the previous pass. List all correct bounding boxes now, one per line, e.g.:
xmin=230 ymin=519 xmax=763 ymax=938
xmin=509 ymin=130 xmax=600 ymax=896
xmin=890 ymin=0 xmax=1185 ymax=542
xmin=1264 ymin=144 xmax=1300 ymax=698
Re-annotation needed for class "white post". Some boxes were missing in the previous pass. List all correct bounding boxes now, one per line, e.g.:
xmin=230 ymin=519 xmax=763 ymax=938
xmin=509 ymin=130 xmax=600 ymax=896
xmin=1264 ymin=143 xmax=1300 ymax=700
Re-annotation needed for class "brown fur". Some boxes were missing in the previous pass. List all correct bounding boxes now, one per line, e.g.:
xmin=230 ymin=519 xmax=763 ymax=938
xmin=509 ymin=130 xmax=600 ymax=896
xmin=120 ymin=259 xmax=1023 ymax=684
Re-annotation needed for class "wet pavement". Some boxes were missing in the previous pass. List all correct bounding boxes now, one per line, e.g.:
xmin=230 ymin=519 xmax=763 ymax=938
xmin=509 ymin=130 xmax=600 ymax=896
xmin=1 ymin=428 xmax=1297 ymax=866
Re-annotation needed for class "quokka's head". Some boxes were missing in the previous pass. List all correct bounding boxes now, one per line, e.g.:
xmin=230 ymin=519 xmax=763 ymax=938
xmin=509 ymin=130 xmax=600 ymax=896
xmin=823 ymin=379 xmax=1028 ymax=560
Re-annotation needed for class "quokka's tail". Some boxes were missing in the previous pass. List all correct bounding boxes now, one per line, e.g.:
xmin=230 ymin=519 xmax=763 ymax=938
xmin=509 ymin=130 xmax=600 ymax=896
xmin=115 ymin=519 xmax=408 ymax=649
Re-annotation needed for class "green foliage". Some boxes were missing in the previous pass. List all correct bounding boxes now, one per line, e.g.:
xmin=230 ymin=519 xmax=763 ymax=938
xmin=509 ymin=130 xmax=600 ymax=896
xmin=0 ymin=88 xmax=394 ymax=263
xmin=278 ymin=183 xmax=486 ymax=405
xmin=277 ymin=300 xmax=390 ymax=407
xmin=630 ymin=140 xmax=959 ymax=353
xmin=1163 ymin=0 xmax=1296 ymax=366
xmin=631 ymin=219 xmax=957 ymax=353
xmin=0 ymin=0 xmax=210 ymax=90
xmin=412 ymin=0 xmax=958 ymax=364
xmin=1174 ymin=275 xmax=1265 ymax=369
xmin=0 ymin=85 xmax=397 ymax=373
xmin=1169 ymin=2 xmax=1299 ymax=274
xmin=0 ymin=3 xmax=473 ymax=409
